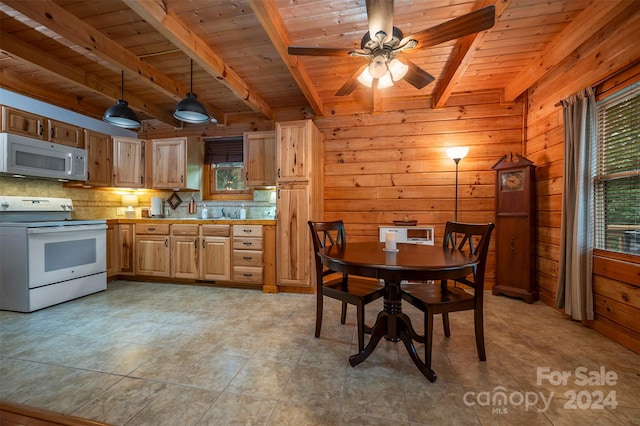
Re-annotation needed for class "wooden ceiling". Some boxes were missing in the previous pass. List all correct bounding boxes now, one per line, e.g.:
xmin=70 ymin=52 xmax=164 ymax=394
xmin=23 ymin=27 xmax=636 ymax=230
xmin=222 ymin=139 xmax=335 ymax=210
xmin=0 ymin=0 xmax=636 ymax=130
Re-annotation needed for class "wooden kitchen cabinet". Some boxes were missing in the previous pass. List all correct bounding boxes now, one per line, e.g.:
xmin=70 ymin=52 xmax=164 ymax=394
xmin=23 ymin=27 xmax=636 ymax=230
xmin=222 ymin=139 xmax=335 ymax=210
xmin=276 ymin=120 xmax=323 ymax=291
xmin=106 ymin=222 xmax=117 ymax=278
xmin=200 ymin=225 xmax=231 ymax=281
xmin=151 ymin=137 xmax=203 ymax=190
xmin=243 ymin=131 xmax=276 ymax=186
xmin=135 ymin=224 xmax=170 ymax=277
xmin=84 ymin=130 xmax=112 ymax=187
xmin=119 ymin=224 xmax=134 ymax=274
xmin=233 ymin=225 xmax=263 ymax=285
xmin=171 ymin=224 xmax=199 ymax=279
xmin=113 ymin=136 xmax=145 ymax=188
xmin=1 ymin=106 xmax=46 ymax=139
xmin=0 ymin=106 xmax=84 ymax=147
xmin=48 ymin=119 xmax=83 ymax=148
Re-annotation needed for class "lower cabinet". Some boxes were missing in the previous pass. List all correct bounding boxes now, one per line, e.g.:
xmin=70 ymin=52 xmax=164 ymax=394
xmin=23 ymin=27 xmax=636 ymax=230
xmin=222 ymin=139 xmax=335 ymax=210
xmin=112 ymin=221 xmax=272 ymax=290
xmin=135 ymin=224 xmax=170 ymax=277
xmin=233 ymin=225 xmax=263 ymax=285
xmin=200 ymin=225 xmax=231 ymax=281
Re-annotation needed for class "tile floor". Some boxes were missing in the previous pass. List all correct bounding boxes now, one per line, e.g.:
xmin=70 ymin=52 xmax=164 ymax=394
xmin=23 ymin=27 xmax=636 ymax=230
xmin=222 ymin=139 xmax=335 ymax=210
xmin=1 ymin=280 xmax=639 ymax=425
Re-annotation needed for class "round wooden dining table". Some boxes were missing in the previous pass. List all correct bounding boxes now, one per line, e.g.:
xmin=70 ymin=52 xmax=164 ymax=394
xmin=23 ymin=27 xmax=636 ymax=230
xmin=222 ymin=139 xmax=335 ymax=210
xmin=319 ymin=241 xmax=478 ymax=382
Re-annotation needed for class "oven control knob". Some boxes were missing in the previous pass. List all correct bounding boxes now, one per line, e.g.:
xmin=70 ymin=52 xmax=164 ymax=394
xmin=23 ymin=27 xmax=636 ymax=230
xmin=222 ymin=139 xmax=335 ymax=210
xmin=1 ymin=201 xmax=8 ymax=210
xmin=66 ymin=203 xmax=73 ymax=210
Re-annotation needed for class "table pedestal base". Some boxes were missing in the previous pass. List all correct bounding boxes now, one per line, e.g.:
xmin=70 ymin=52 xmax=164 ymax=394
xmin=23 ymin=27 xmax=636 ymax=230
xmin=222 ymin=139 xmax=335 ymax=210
xmin=348 ymin=280 xmax=437 ymax=382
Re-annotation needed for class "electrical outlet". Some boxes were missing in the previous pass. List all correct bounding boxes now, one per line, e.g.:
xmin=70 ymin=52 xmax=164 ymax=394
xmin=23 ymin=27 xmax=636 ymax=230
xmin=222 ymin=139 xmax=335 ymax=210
xmin=116 ymin=207 xmax=126 ymax=216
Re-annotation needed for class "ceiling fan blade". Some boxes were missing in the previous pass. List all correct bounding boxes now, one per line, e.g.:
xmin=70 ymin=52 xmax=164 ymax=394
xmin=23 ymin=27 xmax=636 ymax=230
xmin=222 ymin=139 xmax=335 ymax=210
xmin=288 ymin=46 xmax=354 ymax=57
xmin=402 ymin=60 xmax=435 ymax=89
xmin=401 ymin=5 xmax=495 ymax=50
xmin=335 ymin=64 xmax=368 ymax=96
xmin=366 ymin=0 xmax=394 ymax=43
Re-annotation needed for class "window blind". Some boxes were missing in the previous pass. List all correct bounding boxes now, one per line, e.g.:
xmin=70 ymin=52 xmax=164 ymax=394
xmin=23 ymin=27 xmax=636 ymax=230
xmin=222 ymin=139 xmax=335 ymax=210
xmin=204 ymin=136 xmax=243 ymax=164
xmin=594 ymin=83 xmax=640 ymax=254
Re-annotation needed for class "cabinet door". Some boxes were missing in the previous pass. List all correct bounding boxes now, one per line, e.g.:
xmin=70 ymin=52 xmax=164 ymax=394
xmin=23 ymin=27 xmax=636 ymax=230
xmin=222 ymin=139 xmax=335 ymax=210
xmin=172 ymin=236 xmax=199 ymax=279
xmin=106 ymin=223 xmax=117 ymax=278
xmin=119 ymin=224 xmax=134 ymax=274
xmin=48 ymin=119 xmax=83 ymax=147
xmin=1 ymin=106 xmax=46 ymax=139
xmin=152 ymin=138 xmax=186 ymax=189
xmin=244 ymin=131 xmax=276 ymax=186
xmin=113 ymin=137 xmax=145 ymax=188
xmin=276 ymin=121 xmax=310 ymax=182
xmin=135 ymin=235 xmax=170 ymax=277
xmin=276 ymin=186 xmax=312 ymax=287
xmin=84 ymin=130 xmax=112 ymax=186
xmin=201 ymin=237 xmax=231 ymax=281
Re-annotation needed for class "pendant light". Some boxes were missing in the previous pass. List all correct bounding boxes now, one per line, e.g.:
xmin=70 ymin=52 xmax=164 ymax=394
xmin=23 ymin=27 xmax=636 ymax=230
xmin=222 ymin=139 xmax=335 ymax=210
xmin=174 ymin=59 xmax=210 ymax=124
xmin=103 ymin=71 xmax=141 ymax=129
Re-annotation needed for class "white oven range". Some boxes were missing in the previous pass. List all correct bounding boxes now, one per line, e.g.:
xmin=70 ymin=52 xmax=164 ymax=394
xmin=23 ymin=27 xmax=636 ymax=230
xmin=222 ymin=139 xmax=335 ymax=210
xmin=0 ymin=196 xmax=107 ymax=312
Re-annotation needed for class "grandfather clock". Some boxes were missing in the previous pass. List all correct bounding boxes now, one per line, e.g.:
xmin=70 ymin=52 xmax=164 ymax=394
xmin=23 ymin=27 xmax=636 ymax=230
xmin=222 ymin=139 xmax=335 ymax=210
xmin=491 ymin=153 xmax=538 ymax=303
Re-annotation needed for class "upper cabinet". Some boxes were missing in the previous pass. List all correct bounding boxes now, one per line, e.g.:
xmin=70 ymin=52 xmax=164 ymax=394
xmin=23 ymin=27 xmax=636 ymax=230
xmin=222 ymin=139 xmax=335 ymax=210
xmin=151 ymin=137 xmax=203 ymax=191
xmin=84 ymin=130 xmax=112 ymax=187
xmin=276 ymin=120 xmax=322 ymax=183
xmin=1 ymin=106 xmax=84 ymax=148
xmin=243 ymin=131 xmax=276 ymax=187
xmin=113 ymin=136 xmax=145 ymax=188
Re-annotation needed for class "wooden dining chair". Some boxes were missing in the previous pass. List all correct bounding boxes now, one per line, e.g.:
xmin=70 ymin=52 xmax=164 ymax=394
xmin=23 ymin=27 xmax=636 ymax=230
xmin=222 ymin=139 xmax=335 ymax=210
xmin=401 ymin=221 xmax=495 ymax=369
xmin=308 ymin=220 xmax=385 ymax=352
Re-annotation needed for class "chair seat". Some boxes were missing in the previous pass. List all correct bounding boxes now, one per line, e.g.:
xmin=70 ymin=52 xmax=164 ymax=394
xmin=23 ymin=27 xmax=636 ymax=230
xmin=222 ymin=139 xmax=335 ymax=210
xmin=402 ymin=283 xmax=475 ymax=309
xmin=324 ymin=276 xmax=384 ymax=301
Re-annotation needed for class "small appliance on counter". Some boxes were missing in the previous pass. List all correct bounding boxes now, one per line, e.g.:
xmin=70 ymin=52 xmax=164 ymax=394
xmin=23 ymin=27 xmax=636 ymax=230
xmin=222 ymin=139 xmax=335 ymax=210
xmin=151 ymin=196 xmax=164 ymax=217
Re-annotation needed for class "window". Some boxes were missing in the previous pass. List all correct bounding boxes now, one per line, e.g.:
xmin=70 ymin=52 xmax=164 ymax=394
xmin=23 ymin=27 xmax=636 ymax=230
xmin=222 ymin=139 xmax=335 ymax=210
xmin=202 ymin=137 xmax=250 ymax=199
xmin=594 ymin=82 xmax=640 ymax=255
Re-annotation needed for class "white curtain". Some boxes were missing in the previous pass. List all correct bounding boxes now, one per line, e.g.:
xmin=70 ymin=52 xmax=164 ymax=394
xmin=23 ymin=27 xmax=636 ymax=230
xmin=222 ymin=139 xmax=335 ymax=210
xmin=555 ymin=88 xmax=595 ymax=321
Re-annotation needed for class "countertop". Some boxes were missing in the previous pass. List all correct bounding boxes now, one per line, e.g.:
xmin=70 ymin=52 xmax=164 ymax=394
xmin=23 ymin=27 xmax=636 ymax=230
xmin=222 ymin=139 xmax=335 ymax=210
xmin=108 ymin=218 xmax=276 ymax=225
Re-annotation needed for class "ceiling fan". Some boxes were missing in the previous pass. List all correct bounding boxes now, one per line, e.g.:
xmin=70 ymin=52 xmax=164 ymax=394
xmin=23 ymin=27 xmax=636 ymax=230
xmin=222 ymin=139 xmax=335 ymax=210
xmin=288 ymin=0 xmax=495 ymax=96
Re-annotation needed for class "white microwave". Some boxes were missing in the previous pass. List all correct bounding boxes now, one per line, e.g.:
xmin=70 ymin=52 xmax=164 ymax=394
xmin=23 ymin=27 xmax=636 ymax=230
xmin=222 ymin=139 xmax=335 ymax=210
xmin=379 ymin=226 xmax=435 ymax=245
xmin=0 ymin=132 xmax=87 ymax=181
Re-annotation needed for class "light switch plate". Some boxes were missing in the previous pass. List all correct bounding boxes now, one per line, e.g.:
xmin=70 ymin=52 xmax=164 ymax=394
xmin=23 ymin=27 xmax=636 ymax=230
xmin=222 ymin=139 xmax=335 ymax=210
xmin=116 ymin=207 xmax=126 ymax=216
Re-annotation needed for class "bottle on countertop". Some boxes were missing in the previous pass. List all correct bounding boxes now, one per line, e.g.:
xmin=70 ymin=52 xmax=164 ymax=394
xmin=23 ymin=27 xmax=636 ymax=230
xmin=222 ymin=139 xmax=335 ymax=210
xmin=240 ymin=204 xmax=246 ymax=219
xmin=201 ymin=205 xmax=208 ymax=219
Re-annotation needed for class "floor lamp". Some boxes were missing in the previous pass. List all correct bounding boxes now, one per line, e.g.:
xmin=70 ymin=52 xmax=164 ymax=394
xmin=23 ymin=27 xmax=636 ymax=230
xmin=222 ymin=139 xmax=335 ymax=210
xmin=446 ymin=146 xmax=469 ymax=222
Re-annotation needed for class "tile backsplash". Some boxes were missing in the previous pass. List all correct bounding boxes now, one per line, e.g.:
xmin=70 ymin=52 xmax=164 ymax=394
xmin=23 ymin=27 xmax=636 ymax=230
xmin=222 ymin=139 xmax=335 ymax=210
xmin=0 ymin=176 xmax=276 ymax=220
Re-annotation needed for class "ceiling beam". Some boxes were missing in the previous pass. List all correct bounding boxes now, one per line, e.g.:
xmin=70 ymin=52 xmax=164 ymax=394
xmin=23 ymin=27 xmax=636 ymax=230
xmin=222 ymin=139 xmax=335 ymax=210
xmin=123 ymin=0 xmax=273 ymax=120
xmin=249 ymin=0 xmax=325 ymax=117
xmin=503 ymin=0 xmax=633 ymax=102
xmin=1 ymin=0 xmax=224 ymax=124
xmin=0 ymin=30 xmax=176 ymax=124
xmin=0 ymin=68 xmax=106 ymax=118
xmin=432 ymin=0 xmax=511 ymax=108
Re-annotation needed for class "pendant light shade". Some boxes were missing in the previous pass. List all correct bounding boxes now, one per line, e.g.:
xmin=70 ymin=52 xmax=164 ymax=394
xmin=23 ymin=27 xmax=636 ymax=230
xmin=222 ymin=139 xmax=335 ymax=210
xmin=174 ymin=60 xmax=210 ymax=124
xmin=103 ymin=71 xmax=140 ymax=129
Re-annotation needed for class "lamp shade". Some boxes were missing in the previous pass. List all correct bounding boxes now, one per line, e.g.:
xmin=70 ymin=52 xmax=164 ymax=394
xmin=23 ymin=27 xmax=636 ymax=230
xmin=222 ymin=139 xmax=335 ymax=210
xmin=103 ymin=99 xmax=140 ymax=129
xmin=173 ymin=93 xmax=210 ymax=124
xmin=446 ymin=146 xmax=469 ymax=161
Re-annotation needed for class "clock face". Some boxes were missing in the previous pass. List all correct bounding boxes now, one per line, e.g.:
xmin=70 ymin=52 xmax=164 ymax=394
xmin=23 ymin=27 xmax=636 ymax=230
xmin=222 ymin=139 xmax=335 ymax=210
xmin=501 ymin=170 xmax=524 ymax=191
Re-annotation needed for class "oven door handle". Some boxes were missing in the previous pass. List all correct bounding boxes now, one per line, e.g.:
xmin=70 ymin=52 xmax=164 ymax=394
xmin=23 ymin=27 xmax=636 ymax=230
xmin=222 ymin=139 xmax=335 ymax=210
xmin=27 ymin=224 xmax=108 ymax=234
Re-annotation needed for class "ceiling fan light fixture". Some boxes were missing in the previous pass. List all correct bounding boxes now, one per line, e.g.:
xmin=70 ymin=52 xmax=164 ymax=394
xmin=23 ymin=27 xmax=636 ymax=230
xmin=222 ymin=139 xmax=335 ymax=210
xmin=357 ymin=67 xmax=374 ymax=87
xmin=103 ymin=71 xmax=140 ymax=129
xmin=377 ymin=72 xmax=394 ymax=89
xmin=174 ymin=59 xmax=210 ymax=124
xmin=388 ymin=58 xmax=408 ymax=81
xmin=368 ymin=55 xmax=388 ymax=79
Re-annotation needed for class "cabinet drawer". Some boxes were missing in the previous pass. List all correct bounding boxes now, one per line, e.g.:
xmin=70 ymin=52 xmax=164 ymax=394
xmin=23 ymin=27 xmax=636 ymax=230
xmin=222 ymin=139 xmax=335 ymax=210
xmin=202 ymin=225 xmax=230 ymax=237
xmin=171 ymin=224 xmax=199 ymax=236
xmin=135 ymin=224 xmax=170 ymax=235
xmin=233 ymin=225 xmax=262 ymax=237
xmin=233 ymin=250 xmax=263 ymax=267
xmin=233 ymin=237 xmax=263 ymax=250
xmin=233 ymin=267 xmax=263 ymax=284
